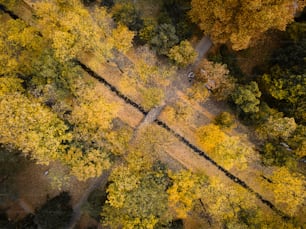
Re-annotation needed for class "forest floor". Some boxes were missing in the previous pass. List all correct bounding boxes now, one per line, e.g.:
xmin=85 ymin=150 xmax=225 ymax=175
xmin=5 ymin=161 xmax=90 ymax=221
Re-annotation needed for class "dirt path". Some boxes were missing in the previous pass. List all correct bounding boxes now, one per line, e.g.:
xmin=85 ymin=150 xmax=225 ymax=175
xmin=164 ymin=36 xmax=212 ymax=102
xmin=68 ymin=101 xmax=167 ymax=228
xmin=67 ymin=170 xmax=111 ymax=229
xmin=135 ymin=105 xmax=165 ymax=128
xmin=195 ymin=36 xmax=213 ymax=63
xmin=76 ymin=53 xmax=288 ymax=218
xmin=18 ymin=199 xmax=35 ymax=214
xmin=1 ymin=2 xmax=290 ymax=222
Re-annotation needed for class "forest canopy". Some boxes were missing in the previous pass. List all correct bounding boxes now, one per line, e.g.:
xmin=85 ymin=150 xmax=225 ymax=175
xmin=0 ymin=0 xmax=305 ymax=228
xmin=189 ymin=0 xmax=299 ymax=50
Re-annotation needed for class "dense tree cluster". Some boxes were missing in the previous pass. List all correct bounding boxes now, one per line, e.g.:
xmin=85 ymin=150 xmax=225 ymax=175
xmin=0 ymin=91 xmax=71 ymax=165
xmin=261 ymin=21 xmax=306 ymax=124
xmin=0 ymin=1 xmax=129 ymax=181
xmin=196 ymin=124 xmax=251 ymax=170
xmin=232 ymin=81 xmax=262 ymax=113
xmin=189 ymin=0 xmax=299 ymax=50
xmin=0 ymin=0 xmax=305 ymax=228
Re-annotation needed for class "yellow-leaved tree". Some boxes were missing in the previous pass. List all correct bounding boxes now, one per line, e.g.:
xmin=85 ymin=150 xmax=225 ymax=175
xmin=0 ymin=90 xmax=71 ymax=165
xmin=168 ymin=40 xmax=198 ymax=67
xmin=109 ymin=24 xmax=134 ymax=54
xmin=64 ymin=77 xmax=119 ymax=180
xmin=268 ymin=167 xmax=305 ymax=216
xmin=34 ymin=0 xmax=114 ymax=62
xmin=196 ymin=124 xmax=226 ymax=152
xmin=189 ymin=0 xmax=298 ymax=50
xmin=200 ymin=177 xmax=293 ymax=228
xmin=196 ymin=124 xmax=251 ymax=170
xmin=62 ymin=147 xmax=111 ymax=181
xmin=0 ymin=17 xmax=45 ymax=76
xmin=167 ymin=170 xmax=206 ymax=218
xmin=68 ymin=78 xmax=119 ymax=148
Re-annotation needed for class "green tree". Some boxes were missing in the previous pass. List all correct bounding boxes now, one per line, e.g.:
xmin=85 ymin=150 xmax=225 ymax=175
xmin=261 ymin=142 xmax=297 ymax=167
xmin=101 ymin=151 xmax=172 ymax=228
xmin=27 ymin=51 xmax=83 ymax=117
xmin=111 ymin=3 xmax=143 ymax=31
xmin=214 ymin=112 xmax=235 ymax=129
xmin=261 ymin=65 xmax=306 ymax=125
xmin=168 ymin=40 xmax=198 ymax=67
xmin=288 ymin=125 xmax=306 ymax=158
xmin=256 ymin=116 xmax=297 ymax=141
xmin=139 ymin=18 xmax=157 ymax=43
xmin=232 ymin=82 xmax=261 ymax=113
xmin=189 ymin=0 xmax=298 ymax=50
xmin=287 ymin=21 xmax=306 ymax=42
xmin=262 ymin=67 xmax=306 ymax=105
xmin=260 ymin=21 xmax=306 ymax=124
xmin=150 ymin=23 xmax=179 ymax=55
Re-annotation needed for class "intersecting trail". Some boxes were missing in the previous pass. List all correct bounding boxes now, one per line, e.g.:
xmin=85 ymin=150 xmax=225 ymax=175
xmin=78 ymin=61 xmax=287 ymax=219
xmin=0 ymin=2 xmax=289 ymax=220
xmin=129 ymin=104 xmax=166 ymax=143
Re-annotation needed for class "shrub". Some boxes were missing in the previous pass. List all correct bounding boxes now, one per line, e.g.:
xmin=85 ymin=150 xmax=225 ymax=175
xmin=111 ymin=3 xmax=143 ymax=31
xmin=141 ymin=88 xmax=164 ymax=110
xmin=168 ymin=40 xmax=198 ymax=67
xmin=214 ymin=112 xmax=235 ymax=129
xmin=150 ymin=24 xmax=179 ymax=55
